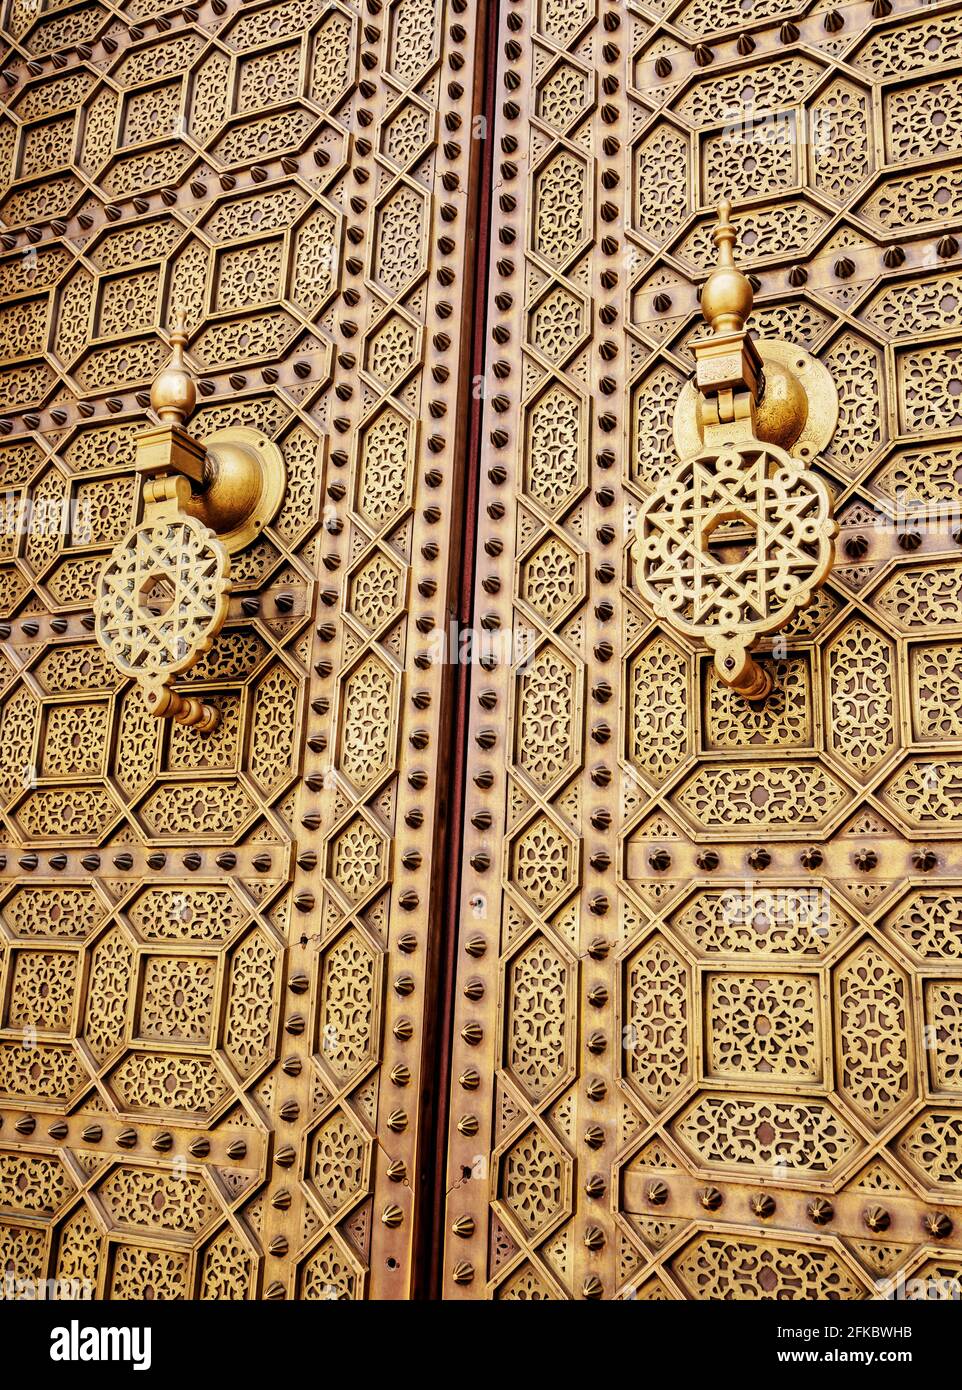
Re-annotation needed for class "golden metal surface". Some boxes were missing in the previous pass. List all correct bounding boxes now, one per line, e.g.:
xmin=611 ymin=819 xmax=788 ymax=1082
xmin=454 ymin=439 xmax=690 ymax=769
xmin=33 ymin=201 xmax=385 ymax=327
xmin=443 ymin=0 xmax=962 ymax=1303
xmin=674 ymin=339 xmax=840 ymax=462
xmin=5 ymin=0 xmax=962 ymax=1305
xmin=0 ymin=0 xmax=485 ymax=1300
xmin=190 ymin=426 xmax=286 ymax=554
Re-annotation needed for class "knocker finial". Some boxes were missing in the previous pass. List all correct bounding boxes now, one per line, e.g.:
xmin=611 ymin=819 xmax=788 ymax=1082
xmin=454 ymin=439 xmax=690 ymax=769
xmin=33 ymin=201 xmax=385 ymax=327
xmin=150 ymin=305 xmax=196 ymax=427
xmin=701 ymin=199 xmax=754 ymax=337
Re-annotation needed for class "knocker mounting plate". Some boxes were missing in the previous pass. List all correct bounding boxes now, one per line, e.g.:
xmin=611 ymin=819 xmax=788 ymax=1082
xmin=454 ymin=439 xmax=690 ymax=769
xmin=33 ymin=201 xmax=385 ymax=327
xmin=673 ymin=337 xmax=839 ymax=463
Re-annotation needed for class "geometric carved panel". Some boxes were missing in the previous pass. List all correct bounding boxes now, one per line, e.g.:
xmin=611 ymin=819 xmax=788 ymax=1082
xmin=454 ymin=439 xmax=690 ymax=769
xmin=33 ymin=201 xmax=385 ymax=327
xmin=444 ymin=0 xmax=962 ymax=1303
xmin=0 ymin=0 xmax=486 ymax=1304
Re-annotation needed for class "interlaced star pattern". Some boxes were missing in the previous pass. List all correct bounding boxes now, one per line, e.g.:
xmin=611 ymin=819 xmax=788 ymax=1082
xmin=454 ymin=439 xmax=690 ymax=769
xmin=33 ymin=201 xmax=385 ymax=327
xmin=635 ymin=441 xmax=835 ymax=647
xmin=96 ymin=516 xmax=230 ymax=684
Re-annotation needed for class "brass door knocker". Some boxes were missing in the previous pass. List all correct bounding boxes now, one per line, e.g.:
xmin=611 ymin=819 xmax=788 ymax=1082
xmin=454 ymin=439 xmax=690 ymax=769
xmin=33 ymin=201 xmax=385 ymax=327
xmin=633 ymin=202 xmax=839 ymax=699
xmin=95 ymin=310 xmax=286 ymax=732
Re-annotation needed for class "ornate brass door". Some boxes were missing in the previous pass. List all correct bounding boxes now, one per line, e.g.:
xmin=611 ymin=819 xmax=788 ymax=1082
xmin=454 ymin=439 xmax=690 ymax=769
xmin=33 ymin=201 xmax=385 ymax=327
xmin=441 ymin=0 xmax=962 ymax=1300
xmin=0 ymin=0 xmax=484 ymax=1299
xmin=7 ymin=0 xmax=962 ymax=1308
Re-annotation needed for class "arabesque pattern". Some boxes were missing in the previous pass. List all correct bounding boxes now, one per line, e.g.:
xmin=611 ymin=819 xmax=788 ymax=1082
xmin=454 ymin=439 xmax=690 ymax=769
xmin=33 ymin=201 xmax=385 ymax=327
xmin=0 ymin=0 xmax=484 ymax=1300
xmin=443 ymin=0 xmax=962 ymax=1302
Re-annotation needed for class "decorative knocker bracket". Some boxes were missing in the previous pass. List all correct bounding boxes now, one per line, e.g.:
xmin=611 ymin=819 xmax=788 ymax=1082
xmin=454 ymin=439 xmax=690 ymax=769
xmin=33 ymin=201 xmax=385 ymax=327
xmin=95 ymin=311 xmax=286 ymax=733
xmin=633 ymin=201 xmax=839 ymax=699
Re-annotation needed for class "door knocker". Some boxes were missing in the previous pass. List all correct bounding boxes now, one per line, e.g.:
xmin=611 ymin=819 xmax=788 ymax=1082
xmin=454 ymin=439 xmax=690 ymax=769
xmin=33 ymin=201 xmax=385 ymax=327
xmin=633 ymin=202 xmax=839 ymax=699
xmin=95 ymin=309 xmax=286 ymax=732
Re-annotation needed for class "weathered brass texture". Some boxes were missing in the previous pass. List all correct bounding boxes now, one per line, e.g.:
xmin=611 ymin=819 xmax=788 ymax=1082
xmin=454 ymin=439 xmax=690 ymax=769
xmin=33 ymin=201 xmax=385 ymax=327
xmin=634 ymin=204 xmax=838 ymax=698
xmin=188 ymin=425 xmax=286 ymax=554
xmin=0 ymin=0 xmax=485 ymax=1302
xmin=443 ymin=0 xmax=962 ymax=1304
xmin=5 ymin=0 xmax=962 ymax=1306
xmin=94 ymin=315 xmax=285 ymax=731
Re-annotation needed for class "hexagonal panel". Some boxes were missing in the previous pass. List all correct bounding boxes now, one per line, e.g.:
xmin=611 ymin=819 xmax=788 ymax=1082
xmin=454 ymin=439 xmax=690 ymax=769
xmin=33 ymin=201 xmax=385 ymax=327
xmin=518 ymin=531 xmax=583 ymax=626
xmin=808 ymin=77 xmax=874 ymax=203
xmin=672 ymin=1094 xmax=861 ymax=1176
xmin=536 ymin=59 xmax=590 ymax=133
xmin=336 ymin=652 xmax=398 ymax=793
xmin=299 ymin=1232 xmax=361 ymax=1300
xmin=527 ymin=281 xmax=587 ymax=364
xmin=670 ymin=883 xmax=852 ymax=959
xmin=499 ymin=1125 xmax=569 ymax=1240
xmin=623 ymin=934 xmax=690 ymax=1111
xmin=880 ymin=886 xmax=962 ymax=964
xmin=387 ymin=0 xmax=439 ymax=86
xmin=289 ymin=205 xmax=338 ymax=313
xmin=328 ymin=813 xmax=388 ymax=905
xmin=317 ymin=926 xmax=379 ymax=1084
xmin=382 ymin=98 xmax=432 ymax=167
xmin=673 ymin=1230 xmax=867 ymax=1300
xmin=0 ymin=1152 xmax=76 ymax=1217
xmin=673 ymin=198 xmax=829 ymax=272
xmin=106 ymin=1051 xmax=229 ymax=1118
xmin=824 ymin=619 xmax=897 ymax=778
xmin=307 ymin=1107 xmax=372 ymax=1217
xmin=247 ymin=661 xmax=300 ymax=796
xmin=96 ymin=1166 xmax=218 ymax=1236
xmin=833 ymin=940 xmax=913 ymax=1128
xmin=536 ymin=0 xmax=592 ymax=47
xmin=0 ymin=684 xmax=39 ymax=803
xmin=1 ymin=882 xmax=109 ymax=940
xmin=354 ymin=405 xmax=414 ymax=531
xmin=346 ymin=548 xmax=406 ymax=633
xmin=372 ymin=183 xmax=426 ymax=295
xmin=897 ymin=1109 xmax=962 ymax=1194
xmin=625 ymin=636 xmax=690 ymax=785
xmin=531 ymin=149 xmax=589 ymax=267
xmin=505 ymin=933 xmax=573 ymax=1103
xmin=880 ymin=757 xmax=962 ymax=832
xmin=672 ymin=761 xmax=850 ymax=836
xmin=198 ymin=1223 xmax=255 ymax=1299
xmin=223 ymin=926 xmax=278 ymax=1078
xmin=513 ymin=643 xmax=580 ymax=791
xmin=309 ymin=9 xmax=355 ymax=108
xmin=14 ymin=785 xmax=121 ymax=842
xmin=211 ymin=107 xmax=317 ymax=167
xmin=508 ymin=811 xmax=577 ymax=915
xmin=31 ymin=643 xmax=122 ymax=701
xmin=125 ymin=883 xmax=249 ymax=944
xmin=135 ymin=780 xmax=257 ymax=841
xmin=364 ymin=311 xmax=417 ymax=387
xmin=821 ymin=329 xmax=888 ymax=476
xmin=632 ymin=120 xmax=691 ymax=247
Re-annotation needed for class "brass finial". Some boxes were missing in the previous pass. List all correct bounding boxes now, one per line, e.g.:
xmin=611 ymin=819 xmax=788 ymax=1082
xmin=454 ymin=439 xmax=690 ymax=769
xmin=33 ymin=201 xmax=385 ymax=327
xmin=700 ymin=199 xmax=754 ymax=337
xmin=150 ymin=306 xmax=196 ymax=426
